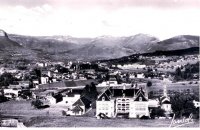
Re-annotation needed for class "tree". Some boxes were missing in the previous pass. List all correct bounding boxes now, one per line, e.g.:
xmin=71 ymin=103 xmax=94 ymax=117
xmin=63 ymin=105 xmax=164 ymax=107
xmin=150 ymin=107 xmax=165 ymax=118
xmin=170 ymin=93 xmax=198 ymax=118
xmin=147 ymin=81 xmax=152 ymax=87
xmin=174 ymin=67 xmax=182 ymax=81
xmin=82 ymin=83 xmax=98 ymax=101
xmin=0 ymin=73 xmax=19 ymax=87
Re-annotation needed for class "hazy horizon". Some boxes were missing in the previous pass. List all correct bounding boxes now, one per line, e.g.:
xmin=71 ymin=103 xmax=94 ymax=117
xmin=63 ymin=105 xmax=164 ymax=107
xmin=0 ymin=0 xmax=200 ymax=40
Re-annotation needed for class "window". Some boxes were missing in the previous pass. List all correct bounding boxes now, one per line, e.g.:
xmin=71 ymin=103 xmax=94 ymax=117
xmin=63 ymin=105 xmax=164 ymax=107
xmin=139 ymin=97 xmax=142 ymax=101
xmin=102 ymin=96 xmax=105 ymax=101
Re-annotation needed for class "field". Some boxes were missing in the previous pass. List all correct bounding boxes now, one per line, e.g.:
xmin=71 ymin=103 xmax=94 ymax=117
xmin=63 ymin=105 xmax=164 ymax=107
xmin=0 ymin=100 xmax=199 ymax=127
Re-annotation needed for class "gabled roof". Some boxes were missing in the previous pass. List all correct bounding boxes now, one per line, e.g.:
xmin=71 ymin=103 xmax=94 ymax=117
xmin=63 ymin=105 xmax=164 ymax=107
xmin=72 ymin=105 xmax=83 ymax=112
xmin=97 ymin=92 xmax=110 ymax=101
xmin=134 ymin=92 xmax=148 ymax=101
xmin=162 ymin=100 xmax=171 ymax=104
xmin=134 ymin=88 xmax=148 ymax=101
xmin=73 ymin=96 xmax=92 ymax=109
xmin=66 ymin=89 xmax=83 ymax=97
xmin=111 ymin=88 xmax=140 ymax=97
xmin=73 ymin=99 xmax=84 ymax=106
xmin=160 ymin=96 xmax=171 ymax=104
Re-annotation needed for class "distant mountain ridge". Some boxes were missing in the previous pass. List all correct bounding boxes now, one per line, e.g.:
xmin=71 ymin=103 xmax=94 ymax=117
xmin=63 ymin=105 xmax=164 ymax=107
xmin=0 ymin=29 xmax=199 ymax=61
xmin=0 ymin=30 xmax=21 ymax=50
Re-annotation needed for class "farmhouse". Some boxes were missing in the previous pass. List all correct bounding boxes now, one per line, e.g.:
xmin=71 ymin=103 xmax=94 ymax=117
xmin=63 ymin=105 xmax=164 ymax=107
xmin=67 ymin=96 xmax=92 ymax=116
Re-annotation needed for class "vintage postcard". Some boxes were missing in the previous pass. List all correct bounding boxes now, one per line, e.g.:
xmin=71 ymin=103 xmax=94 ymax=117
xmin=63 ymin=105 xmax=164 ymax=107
xmin=0 ymin=0 xmax=199 ymax=128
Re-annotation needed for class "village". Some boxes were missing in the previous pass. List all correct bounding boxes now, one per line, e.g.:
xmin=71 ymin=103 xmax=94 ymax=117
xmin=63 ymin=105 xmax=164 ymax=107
xmin=0 ymin=54 xmax=199 ymax=127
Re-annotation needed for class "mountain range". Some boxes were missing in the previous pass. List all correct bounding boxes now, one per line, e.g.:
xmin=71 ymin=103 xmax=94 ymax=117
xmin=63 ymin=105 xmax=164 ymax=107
xmin=0 ymin=29 xmax=199 ymax=61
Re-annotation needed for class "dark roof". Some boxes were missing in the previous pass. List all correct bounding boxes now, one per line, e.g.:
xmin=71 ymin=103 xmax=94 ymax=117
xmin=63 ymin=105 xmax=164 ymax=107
xmin=73 ymin=99 xmax=84 ymax=106
xmin=109 ymin=78 xmax=117 ymax=81
xmin=111 ymin=88 xmax=141 ymax=97
xmin=162 ymin=100 xmax=171 ymax=104
xmin=134 ymin=92 xmax=148 ymax=101
xmin=73 ymin=96 xmax=92 ymax=109
xmin=67 ymin=89 xmax=83 ymax=97
xmin=72 ymin=105 xmax=83 ymax=112
xmin=97 ymin=93 xmax=110 ymax=101
xmin=97 ymin=87 xmax=147 ymax=101
xmin=160 ymin=96 xmax=171 ymax=104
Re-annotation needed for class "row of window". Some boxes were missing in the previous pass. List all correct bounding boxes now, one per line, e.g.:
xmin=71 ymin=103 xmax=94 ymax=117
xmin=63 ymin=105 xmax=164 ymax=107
xmin=117 ymin=99 xmax=130 ymax=101
xmin=117 ymin=104 xmax=129 ymax=106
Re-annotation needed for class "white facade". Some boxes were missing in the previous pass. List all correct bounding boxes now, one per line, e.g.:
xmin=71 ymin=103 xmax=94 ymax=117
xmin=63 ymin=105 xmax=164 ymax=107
xmin=3 ymin=89 xmax=19 ymax=97
xmin=160 ymin=97 xmax=172 ymax=114
xmin=67 ymin=105 xmax=85 ymax=116
xmin=33 ymin=80 xmax=39 ymax=84
xmin=45 ymin=96 xmax=56 ymax=104
xmin=161 ymin=104 xmax=172 ymax=113
xmin=41 ymin=77 xmax=49 ymax=84
xmin=137 ymin=73 xmax=145 ymax=79
xmin=129 ymin=100 xmax=149 ymax=118
xmin=96 ymin=88 xmax=149 ymax=119
xmin=96 ymin=99 xmax=115 ymax=117
xmin=148 ymin=99 xmax=160 ymax=107
xmin=57 ymin=94 xmax=81 ymax=108
xmin=117 ymin=64 xmax=146 ymax=69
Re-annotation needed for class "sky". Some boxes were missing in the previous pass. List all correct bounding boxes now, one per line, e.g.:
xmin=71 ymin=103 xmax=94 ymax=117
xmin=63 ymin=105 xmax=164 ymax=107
xmin=0 ymin=0 xmax=200 ymax=40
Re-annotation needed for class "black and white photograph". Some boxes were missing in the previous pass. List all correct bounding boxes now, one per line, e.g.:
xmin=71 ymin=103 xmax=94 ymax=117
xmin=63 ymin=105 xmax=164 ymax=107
xmin=0 ymin=0 xmax=199 ymax=128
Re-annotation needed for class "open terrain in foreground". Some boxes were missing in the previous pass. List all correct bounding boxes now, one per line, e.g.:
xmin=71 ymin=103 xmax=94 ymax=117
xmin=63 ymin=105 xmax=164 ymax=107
xmin=0 ymin=100 xmax=199 ymax=127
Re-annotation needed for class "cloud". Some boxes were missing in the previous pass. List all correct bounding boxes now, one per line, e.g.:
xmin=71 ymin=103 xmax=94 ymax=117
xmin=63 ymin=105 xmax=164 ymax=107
xmin=1 ymin=0 xmax=200 ymax=9
xmin=0 ymin=0 xmax=200 ymax=40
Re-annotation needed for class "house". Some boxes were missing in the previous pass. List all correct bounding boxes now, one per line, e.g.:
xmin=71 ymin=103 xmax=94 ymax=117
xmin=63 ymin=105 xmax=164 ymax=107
xmin=107 ymin=74 xmax=118 ymax=85
xmin=41 ymin=75 xmax=49 ymax=84
xmin=3 ymin=89 xmax=19 ymax=98
xmin=96 ymin=86 xmax=149 ymax=118
xmin=160 ymin=96 xmax=172 ymax=114
xmin=67 ymin=96 xmax=92 ymax=115
xmin=37 ymin=95 xmax=56 ymax=106
xmin=148 ymin=99 xmax=160 ymax=108
xmin=57 ymin=89 xmax=83 ymax=108
xmin=18 ymin=81 xmax=29 ymax=89
xmin=160 ymin=79 xmax=172 ymax=114
xmin=137 ymin=73 xmax=145 ymax=79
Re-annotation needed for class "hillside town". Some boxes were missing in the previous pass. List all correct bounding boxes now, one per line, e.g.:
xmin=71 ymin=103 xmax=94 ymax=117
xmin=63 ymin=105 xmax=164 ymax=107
xmin=0 ymin=53 xmax=199 ymax=127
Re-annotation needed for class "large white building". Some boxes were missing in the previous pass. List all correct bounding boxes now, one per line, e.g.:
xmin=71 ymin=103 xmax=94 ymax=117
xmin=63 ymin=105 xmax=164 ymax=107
xmin=96 ymin=86 xmax=149 ymax=118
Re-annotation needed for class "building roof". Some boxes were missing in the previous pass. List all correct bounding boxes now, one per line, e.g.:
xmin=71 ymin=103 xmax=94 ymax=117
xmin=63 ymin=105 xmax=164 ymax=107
xmin=66 ymin=89 xmax=83 ymax=97
xmin=162 ymin=100 xmax=171 ymax=104
xmin=73 ymin=96 xmax=92 ymax=109
xmin=160 ymin=96 xmax=171 ymax=104
xmin=97 ymin=87 xmax=147 ymax=100
xmin=97 ymin=92 xmax=111 ymax=101
xmin=134 ymin=91 xmax=148 ymax=101
xmin=72 ymin=105 xmax=84 ymax=112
